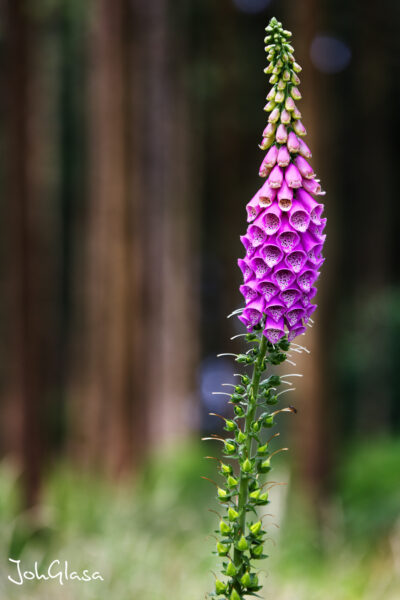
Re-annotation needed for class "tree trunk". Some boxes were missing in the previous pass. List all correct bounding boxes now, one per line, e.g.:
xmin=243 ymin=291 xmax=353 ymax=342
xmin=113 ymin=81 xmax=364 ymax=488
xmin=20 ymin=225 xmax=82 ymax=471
xmin=132 ymin=0 xmax=200 ymax=446
xmin=284 ymin=0 xmax=336 ymax=507
xmin=1 ymin=0 xmax=49 ymax=508
xmin=70 ymin=0 xmax=134 ymax=475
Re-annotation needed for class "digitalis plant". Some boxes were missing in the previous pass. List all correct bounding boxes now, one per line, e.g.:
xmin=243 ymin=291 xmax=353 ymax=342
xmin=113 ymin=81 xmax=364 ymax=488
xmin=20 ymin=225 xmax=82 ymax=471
xmin=206 ymin=17 xmax=326 ymax=600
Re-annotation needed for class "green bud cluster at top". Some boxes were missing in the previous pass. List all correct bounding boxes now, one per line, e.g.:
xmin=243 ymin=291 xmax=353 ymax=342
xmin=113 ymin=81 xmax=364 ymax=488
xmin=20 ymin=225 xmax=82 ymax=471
xmin=261 ymin=17 xmax=304 ymax=151
xmin=208 ymin=318 xmax=294 ymax=600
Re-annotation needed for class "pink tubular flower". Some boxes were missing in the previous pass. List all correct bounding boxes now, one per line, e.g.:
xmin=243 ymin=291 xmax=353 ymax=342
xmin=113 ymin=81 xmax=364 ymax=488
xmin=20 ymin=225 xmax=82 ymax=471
xmin=268 ymin=165 xmax=284 ymax=189
xmin=293 ymin=120 xmax=306 ymax=137
xmin=298 ymin=137 xmax=312 ymax=158
xmin=275 ymin=123 xmax=288 ymax=144
xmin=285 ymin=163 xmax=302 ymax=188
xmin=294 ymin=155 xmax=315 ymax=179
xmin=287 ymin=131 xmax=300 ymax=153
xmin=260 ymin=144 xmax=278 ymax=173
xmin=277 ymin=145 xmax=290 ymax=167
xmin=277 ymin=180 xmax=293 ymax=211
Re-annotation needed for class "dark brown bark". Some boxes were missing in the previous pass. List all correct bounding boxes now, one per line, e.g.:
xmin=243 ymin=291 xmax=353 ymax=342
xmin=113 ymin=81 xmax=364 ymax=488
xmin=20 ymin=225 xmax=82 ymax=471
xmin=284 ymin=0 xmax=335 ymax=507
xmin=70 ymin=0 xmax=134 ymax=475
xmin=2 ymin=0 xmax=46 ymax=508
xmin=70 ymin=0 xmax=200 ymax=472
xmin=133 ymin=0 xmax=200 ymax=446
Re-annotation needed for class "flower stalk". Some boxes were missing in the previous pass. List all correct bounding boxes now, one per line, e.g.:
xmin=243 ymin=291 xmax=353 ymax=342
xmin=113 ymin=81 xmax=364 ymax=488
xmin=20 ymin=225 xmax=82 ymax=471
xmin=206 ymin=16 xmax=326 ymax=600
xmin=209 ymin=327 xmax=291 ymax=599
xmin=233 ymin=332 xmax=267 ymax=569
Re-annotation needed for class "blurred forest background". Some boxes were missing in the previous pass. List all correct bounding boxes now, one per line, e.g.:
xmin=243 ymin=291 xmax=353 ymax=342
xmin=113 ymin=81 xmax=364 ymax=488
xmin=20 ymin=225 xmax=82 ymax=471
xmin=0 ymin=0 xmax=400 ymax=599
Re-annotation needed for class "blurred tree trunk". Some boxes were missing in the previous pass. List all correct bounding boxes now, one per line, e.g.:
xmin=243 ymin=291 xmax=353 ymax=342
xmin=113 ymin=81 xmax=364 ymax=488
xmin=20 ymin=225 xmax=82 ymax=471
xmin=71 ymin=0 xmax=199 ymax=473
xmin=132 ymin=0 xmax=200 ymax=446
xmin=70 ymin=0 xmax=135 ymax=475
xmin=1 ymin=0 xmax=47 ymax=508
xmin=353 ymin=4 xmax=393 ymax=432
xmin=284 ymin=0 xmax=336 ymax=508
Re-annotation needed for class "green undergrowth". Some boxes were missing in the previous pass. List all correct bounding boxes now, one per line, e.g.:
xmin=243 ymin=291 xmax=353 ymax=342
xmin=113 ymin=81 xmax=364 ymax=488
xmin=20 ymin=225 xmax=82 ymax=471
xmin=0 ymin=437 xmax=399 ymax=599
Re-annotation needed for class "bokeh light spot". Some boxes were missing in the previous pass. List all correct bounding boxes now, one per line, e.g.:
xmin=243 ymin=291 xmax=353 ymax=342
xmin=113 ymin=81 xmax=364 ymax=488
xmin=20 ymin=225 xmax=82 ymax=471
xmin=233 ymin=0 xmax=272 ymax=14
xmin=310 ymin=34 xmax=351 ymax=74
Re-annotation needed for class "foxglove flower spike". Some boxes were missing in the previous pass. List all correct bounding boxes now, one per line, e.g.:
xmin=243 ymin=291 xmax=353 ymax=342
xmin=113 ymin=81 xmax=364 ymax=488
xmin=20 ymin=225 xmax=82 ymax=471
xmin=207 ymin=17 xmax=326 ymax=600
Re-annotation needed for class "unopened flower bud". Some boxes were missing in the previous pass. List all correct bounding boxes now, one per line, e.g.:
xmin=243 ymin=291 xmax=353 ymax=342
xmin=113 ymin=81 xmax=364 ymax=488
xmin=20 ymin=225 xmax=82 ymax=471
xmin=293 ymin=61 xmax=302 ymax=72
xmin=287 ymin=131 xmax=300 ymax=153
xmin=293 ymin=120 xmax=307 ymax=137
xmin=257 ymin=443 xmax=269 ymax=455
xmin=217 ymin=542 xmax=230 ymax=556
xmin=291 ymin=86 xmax=301 ymax=100
xmin=266 ymin=87 xmax=275 ymax=101
xmin=277 ymin=79 xmax=286 ymax=91
xmin=266 ymin=164 xmax=283 ymax=189
xmin=233 ymin=392 xmax=244 ymax=404
xmin=220 ymin=520 xmax=231 ymax=535
xmin=266 ymin=394 xmax=278 ymax=405
xmin=264 ymin=100 xmax=276 ymax=112
xmin=268 ymin=107 xmax=280 ymax=123
xmin=218 ymin=487 xmax=228 ymax=500
xmin=293 ymin=106 xmax=302 ymax=119
xmin=277 ymin=145 xmax=290 ymax=167
xmin=294 ymin=155 xmax=315 ymax=179
xmin=282 ymin=69 xmax=290 ymax=81
xmin=280 ymin=109 xmax=290 ymax=124
xmin=230 ymin=589 xmax=241 ymax=600
xmin=259 ymin=135 xmax=274 ymax=152
xmin=263 ymin=415 xmax=274 ymax=428
xmin=285 ymin=163 xmax=302 ymax=188
xmin=259 ymin=492 xmax=269 ymax=502
xmin=228 ymin=507 xmax=239 ymax=521
xmin=242 ymin=458 xmax=252 ymax=472
xmin=227 ymin=475 xmax=238 ymax=488
xmin=221 ymin=462 xmax=232 ymax=475
xmin=235 ymin=354 xmax=248 ymax=364
xmin=249 ymin=489 xmax=260 ymax=500
xmin=225 ymin=420 xmax=236 ymax=431
xmin=226 ymin=561 xmax=237 ymax=577
xmin=274 ymin=90 xmax=284 ymax=103
xmin=291 ymin=73 xmax=300 ymax=85
xmin=250 ymin=521 xmax=262 ymax=535
xmin=262 ymin=144 xmax=278 ymax=170
xmin=260 ymin=458 xmax=271 ymax=473
xmin=234 ymin=405 xmax=245 ymax=417
xmin=285 ymin=96 xmax=295 ymax=111
xmin=215 ymin=579 xmax=227 ymax=595
xmin=263 ymin=122 xmax=276 ymax=137
xmin=275 ymin=124 xmax=287 ymax=144
xmin=235 ymin=385 xmax=245 ymax=394
xmin=302 ymin=177 xmax=323 ymax=195
xmin=224 ymin=441 xmax=236 ymax=454
xmin=298 ymin=137 xmax=312 ymax=158
xmin=241 ymin=572 xmax=252 ymax=587
xmin=251 ymin=544 xmax=264 ymax=557
xmin=237 ymin=535 xmax=249 ymax=551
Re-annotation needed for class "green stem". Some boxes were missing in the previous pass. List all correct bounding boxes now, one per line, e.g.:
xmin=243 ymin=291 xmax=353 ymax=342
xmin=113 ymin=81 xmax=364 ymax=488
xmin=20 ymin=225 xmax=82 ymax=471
xmin=234 ymin=333 xmax=268 ymax=567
